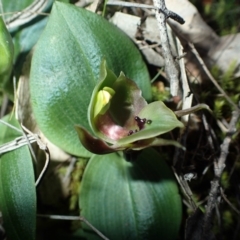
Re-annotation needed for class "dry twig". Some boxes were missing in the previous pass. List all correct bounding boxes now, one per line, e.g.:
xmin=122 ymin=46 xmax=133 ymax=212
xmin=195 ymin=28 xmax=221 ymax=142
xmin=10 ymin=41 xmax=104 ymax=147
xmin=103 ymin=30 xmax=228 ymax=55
xmin=172 ymin=167 xmax=197 ymax=210
xmin=0 ymin=134 xmax=36 ymax=154
xmin=4 ymin=0 xmax=48 ymax=29
xmin=152 ymin=0 xmax=183 ymax=96
xmin=21 ymin=124 xmax=50 ymax=187
xmin=174 ymin=103 xmax=212 ymax=117
xmin=220 ymin=187 xmax=240 ymax=215
xmin=176 ymin=37 xmax=193 ymax=122
xmin=107 ymin=0 xmax=155 ymax=10
xmin=37 ymin=214 xmax=109 ymax=240
xmin=203 ymin=109 xmax=240 ymax=236
xmin=107 ymin=0 xmax=184 ymax=96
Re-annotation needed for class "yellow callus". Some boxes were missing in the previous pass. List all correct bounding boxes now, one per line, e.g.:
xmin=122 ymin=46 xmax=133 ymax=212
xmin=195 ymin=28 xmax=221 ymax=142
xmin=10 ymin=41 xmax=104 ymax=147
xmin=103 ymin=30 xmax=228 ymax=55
xmin=94 ymin=87 xmax=115 ymax=118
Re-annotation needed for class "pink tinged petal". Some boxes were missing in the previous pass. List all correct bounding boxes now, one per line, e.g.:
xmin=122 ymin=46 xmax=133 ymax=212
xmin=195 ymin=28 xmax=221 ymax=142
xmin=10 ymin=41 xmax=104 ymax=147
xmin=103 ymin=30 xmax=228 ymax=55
xmin=75 ymin=125 xmax=121 ymax=154
xmin=96 ymin=113 xmax=130 ymax=141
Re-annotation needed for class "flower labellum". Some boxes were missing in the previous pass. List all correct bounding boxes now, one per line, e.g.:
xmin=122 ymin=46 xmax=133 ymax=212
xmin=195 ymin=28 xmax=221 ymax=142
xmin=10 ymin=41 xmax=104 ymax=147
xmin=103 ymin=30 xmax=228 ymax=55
xmin=75 ymin=60 xmax=184 ymax=154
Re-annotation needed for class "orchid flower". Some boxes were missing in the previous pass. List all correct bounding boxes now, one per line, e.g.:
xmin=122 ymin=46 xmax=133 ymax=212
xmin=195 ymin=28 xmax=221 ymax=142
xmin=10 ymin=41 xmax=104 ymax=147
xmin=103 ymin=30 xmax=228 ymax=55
xmin=75 ymin=61 xmax=184 ymax=154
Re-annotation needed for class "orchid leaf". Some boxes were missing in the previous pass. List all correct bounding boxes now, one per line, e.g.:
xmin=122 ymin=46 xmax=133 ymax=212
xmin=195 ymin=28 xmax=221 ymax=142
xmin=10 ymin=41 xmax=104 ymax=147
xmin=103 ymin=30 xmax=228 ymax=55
xmin=3 ymin=0 xmax=53 ymax=52
xmin=0 ymin=115 xmax=36 ymax=240
xmin=0 ymin=17 xmax=14 ymax=90
xmin=2 ymin=0 xmax=33 ymax=14
xmin=30 ymin=2 xmax=151 ymax=157
xmin=79 ymin=148 xmax=182 ymax=240
xmin=1 ymin=0 xmax=53 ymax=98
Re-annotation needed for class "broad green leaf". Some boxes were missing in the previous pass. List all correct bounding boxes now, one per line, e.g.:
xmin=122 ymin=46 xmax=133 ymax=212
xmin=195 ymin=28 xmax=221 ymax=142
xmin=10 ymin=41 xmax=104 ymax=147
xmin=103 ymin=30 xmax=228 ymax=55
xmin=11 ymin=17 xmax=49 ymax=75
xmin=30 ymin=2 xmax=151 ymax=157
xmin=80 ymin=148 xmax=182 ymax=240
xmin=2 ymin=0 xmax=32 ymax=13
xmin=2 ymin=0 xmax=50 ymax=63
xmin=0 ymin=17 xmax=14 ymax=90
xmin=1 ymin=0 xmax=53 ymax=97
xmin=0 ymin=116 xmax=36 ymax=240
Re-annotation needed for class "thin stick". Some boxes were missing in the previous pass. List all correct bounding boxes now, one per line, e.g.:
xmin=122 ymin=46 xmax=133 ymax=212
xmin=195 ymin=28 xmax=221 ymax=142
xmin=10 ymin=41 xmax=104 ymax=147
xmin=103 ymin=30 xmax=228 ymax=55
xmin=220 ymin=187 xmax=240 ymax=215
xmin=37 ymin=214 xmax=109 ymax=240
xmin=203 ymin=109 xmax=240 ymax=236
xmin=0 ymin=119 xmax=23 ymax=133
xmin=172 ymin=167 xmax=197 ymax=210
xmin=150 ymin=68 xmax=163 ymax=83
xmin=139 ymin=43 xmax=161 ymax=50
xmin=20 ymin=125 xmax=37 ymax=164
xmin=188 ymin=42 xmax=238 ymax=110
xmin=0 ymin=134 xmax=36 ymax=154
xmin=176 ymin=37 xmax=193 ymax=122
xmin=35 ymin=147 xmax=49 ymax=187
xmin=107 ymin=0 xmax=155 ymax=10
xmin=108 ymin=0 xmax=185 ymax=97
xmin=107 ymin=0 xmax=185 ymax=25
xmin=5 ymin=0 xmax=48 ymax=29
xmin=63 ymin=157 xmax=77 ymax=183
xmin=21 ymin=124 xmax=50 ymax=187
xmin=152 ymin=0 xmax=181 ymax=96
xmin=174 ymin=103 xmax=212 ymax=117
xmin=0 ymin=11 xmax=48 ymax=17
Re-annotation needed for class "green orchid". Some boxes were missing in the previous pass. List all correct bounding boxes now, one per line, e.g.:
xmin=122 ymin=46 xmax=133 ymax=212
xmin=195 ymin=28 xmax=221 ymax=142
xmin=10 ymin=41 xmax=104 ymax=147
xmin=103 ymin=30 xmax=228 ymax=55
xmin=75 ymin=61 xmax=184 ymax=154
